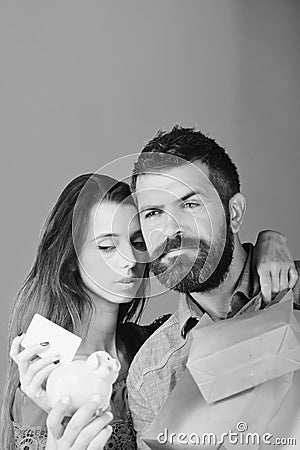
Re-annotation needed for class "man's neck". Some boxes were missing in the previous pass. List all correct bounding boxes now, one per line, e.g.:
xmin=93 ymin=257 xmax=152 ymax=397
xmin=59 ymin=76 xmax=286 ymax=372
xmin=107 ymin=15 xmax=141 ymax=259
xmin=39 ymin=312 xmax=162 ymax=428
xmin=189 ymin=238 xmax=248 ymax=320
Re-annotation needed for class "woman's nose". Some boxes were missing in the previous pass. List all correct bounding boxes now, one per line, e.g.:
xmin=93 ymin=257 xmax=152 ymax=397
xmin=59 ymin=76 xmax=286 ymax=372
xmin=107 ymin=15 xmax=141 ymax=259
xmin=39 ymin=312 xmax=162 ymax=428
xmin=119 ymin=244 xmax=136 ymax=269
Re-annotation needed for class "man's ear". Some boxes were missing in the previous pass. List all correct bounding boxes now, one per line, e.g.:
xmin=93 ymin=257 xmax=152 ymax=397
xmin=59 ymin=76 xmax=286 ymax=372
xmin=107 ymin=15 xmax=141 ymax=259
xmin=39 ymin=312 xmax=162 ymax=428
xmin=229 ymin=193 xmax=247 ymax=233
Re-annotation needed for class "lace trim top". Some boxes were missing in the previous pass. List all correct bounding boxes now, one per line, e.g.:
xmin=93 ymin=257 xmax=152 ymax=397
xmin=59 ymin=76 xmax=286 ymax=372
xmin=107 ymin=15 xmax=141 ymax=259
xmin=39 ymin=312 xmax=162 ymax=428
xmin=13 ymin=414 xmax=136 ymax=450
xmin=12 ymin=375 xmax=135 ymax=450
xmin=13 ymin=422 xmax=47 ymax=450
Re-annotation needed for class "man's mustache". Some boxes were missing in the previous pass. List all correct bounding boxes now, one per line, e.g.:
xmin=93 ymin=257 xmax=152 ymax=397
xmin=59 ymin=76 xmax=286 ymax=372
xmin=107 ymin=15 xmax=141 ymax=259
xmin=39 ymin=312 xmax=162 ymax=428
xmin=150 ymin=234 xmax=211 ymax=262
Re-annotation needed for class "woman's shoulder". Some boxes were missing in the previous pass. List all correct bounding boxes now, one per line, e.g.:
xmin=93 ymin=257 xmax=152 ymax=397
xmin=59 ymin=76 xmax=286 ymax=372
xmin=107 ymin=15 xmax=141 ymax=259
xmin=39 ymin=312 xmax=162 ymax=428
xmin=120 ymin=313 xmax=171 ymax=336
xmin=143 ymin=313 xmax=173 ymax=333
xmin=117 ymin=314 xmax=171 ymax=362
xmin=119 ymin=313 xmax=172 ymax=341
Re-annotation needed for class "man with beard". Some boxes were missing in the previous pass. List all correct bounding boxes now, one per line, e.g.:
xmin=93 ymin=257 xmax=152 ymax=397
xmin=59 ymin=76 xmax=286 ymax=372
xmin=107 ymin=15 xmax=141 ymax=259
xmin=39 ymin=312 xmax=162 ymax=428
xmin=127 ymin=126 xmax=300 ymax=449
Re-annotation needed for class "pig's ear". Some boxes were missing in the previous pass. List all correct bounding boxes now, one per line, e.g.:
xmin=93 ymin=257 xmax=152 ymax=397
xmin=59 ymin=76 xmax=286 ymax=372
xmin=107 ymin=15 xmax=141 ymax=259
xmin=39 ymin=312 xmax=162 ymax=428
xmin=86 ymin=352 xmax=99 ymax=370
xmin=115 ymin=359 xmax=121 ymax=372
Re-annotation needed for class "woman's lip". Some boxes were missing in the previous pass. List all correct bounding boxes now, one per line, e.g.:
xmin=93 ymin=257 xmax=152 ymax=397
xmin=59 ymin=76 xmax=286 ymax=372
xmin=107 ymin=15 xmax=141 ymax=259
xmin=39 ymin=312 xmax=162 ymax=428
xmin=117 ymin=278 xmax=138 ymax=284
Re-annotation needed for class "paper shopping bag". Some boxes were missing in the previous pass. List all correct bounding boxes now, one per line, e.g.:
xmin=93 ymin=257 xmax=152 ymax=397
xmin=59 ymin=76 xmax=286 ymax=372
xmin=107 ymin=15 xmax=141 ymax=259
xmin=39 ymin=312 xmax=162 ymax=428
xmin=143 ymin=293 xmax=300 ymax=449
xmin=259 ymin=368 xmax=300 ymax=449
xmin=187 ymin=291 xmax=300 ymax=403
xmin=142 ymin=369 xmax=292 ymax=450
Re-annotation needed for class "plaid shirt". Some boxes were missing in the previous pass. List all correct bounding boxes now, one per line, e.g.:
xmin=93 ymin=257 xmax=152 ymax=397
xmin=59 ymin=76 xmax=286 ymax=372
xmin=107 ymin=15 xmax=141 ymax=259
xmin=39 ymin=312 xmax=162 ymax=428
xmin=127 ymin=245 xmax=300 ymax=449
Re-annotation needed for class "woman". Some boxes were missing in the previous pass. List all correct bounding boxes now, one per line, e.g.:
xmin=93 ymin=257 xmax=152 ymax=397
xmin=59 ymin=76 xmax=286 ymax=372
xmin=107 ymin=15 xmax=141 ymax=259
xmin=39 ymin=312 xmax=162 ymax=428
xmin=1 ymin=173 xmax=166 ymax=449
xmin=1 ymin=172 xmax=296 ymax=449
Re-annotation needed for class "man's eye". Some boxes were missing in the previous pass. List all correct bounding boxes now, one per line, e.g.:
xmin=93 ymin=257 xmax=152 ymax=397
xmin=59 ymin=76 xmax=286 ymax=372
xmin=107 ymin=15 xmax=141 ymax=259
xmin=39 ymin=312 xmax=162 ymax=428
xmin=132 ymin=241 xmax=147 ymax=251
xmin=98 ymin=246 xmax=115 ymax=252
xmin=184 ymin=202 xmax=200 ymax=209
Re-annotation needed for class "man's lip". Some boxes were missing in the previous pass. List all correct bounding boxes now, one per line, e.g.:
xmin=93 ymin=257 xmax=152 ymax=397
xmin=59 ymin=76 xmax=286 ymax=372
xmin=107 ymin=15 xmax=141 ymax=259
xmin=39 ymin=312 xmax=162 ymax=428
xmin=160 ymin=247 xmax=195 ymax=258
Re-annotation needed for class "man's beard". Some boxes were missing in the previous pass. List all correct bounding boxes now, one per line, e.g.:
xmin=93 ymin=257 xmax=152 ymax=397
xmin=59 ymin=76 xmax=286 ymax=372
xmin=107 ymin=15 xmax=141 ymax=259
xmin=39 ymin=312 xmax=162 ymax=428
xmin=150 ymin=224 xmax=234 ymax=293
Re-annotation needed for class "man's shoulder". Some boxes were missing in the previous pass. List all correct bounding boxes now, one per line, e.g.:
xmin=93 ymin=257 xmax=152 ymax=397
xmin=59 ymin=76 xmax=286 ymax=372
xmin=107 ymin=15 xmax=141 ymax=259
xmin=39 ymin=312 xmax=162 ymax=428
xmin=127 ymin=310 xmax=180 ymax=388
xmin=292 ymin=260 xmax=300 ymax=302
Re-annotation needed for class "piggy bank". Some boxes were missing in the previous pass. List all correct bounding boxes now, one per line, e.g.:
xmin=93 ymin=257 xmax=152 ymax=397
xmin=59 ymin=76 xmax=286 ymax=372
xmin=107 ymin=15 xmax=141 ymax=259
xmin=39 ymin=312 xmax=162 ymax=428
xmin=46 ymin=351 xmax=121 ymax=415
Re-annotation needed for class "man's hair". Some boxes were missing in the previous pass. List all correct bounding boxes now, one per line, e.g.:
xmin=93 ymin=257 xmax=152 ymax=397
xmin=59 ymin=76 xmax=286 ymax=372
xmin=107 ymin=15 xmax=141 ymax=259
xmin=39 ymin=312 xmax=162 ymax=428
xmin=131 ymin=125 xmax=240 ymax=207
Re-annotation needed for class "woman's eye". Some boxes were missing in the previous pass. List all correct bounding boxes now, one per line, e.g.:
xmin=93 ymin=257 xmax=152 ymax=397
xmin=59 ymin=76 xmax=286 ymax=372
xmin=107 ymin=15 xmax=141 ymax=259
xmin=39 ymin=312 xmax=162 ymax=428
xmin=97 ymin=245 xmax=115 ymax=252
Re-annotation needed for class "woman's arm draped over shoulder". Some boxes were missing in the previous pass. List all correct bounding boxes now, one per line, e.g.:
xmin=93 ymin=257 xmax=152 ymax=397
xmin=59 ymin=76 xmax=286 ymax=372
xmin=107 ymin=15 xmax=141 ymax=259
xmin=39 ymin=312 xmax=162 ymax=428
xmin=253 ymin=230 xmax=298 ymax=303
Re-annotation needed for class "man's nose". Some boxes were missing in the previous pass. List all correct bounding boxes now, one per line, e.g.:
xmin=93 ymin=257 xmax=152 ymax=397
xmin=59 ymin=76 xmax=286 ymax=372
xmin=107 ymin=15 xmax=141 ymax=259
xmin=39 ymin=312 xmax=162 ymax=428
xmin=163 ymin=212 xmax=182 ymax=238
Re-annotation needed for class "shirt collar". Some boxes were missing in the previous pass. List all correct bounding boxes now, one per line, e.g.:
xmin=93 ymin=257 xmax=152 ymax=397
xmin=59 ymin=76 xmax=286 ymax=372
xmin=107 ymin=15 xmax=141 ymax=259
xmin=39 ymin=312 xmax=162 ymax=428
xmin=178 ymin=243 xmax=257 ymax=339
xmin=178 ymin=293 xmax=203 ymax=339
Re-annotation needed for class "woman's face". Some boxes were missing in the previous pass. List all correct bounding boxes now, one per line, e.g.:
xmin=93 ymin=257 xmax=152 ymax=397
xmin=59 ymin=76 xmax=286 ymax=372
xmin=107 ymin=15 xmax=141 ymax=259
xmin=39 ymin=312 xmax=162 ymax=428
xmin=78 ymin=201 xmax=147 ymax=304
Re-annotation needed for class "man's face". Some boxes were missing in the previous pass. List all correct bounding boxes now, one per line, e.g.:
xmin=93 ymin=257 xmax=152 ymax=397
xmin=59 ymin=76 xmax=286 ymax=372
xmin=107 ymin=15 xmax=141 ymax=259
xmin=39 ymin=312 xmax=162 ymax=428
xmin=134 ymin=160 xmax=234 ymax=293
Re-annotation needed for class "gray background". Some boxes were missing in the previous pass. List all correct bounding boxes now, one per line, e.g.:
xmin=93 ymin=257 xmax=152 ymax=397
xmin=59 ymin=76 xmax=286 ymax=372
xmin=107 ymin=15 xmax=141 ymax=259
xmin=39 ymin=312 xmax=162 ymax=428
xmin=1 ymin=0 xmax=299 ymax=393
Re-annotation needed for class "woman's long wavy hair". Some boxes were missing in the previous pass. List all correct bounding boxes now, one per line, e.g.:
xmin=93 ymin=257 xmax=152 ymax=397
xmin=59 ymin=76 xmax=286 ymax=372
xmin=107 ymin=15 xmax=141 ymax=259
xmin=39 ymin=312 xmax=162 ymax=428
xmin=1 ymin=173 xmax=148 ymax=450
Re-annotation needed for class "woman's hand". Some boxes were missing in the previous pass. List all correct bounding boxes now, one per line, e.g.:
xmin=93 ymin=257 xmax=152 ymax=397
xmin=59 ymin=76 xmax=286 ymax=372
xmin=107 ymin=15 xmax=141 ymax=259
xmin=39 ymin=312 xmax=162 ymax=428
xmin=253 ymin=230 xmax=298 ymax=303
xmin=10 ymin=333 xmax=59 ymax=413
xmin=46 ymin=394 xmax=113 ymax=450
